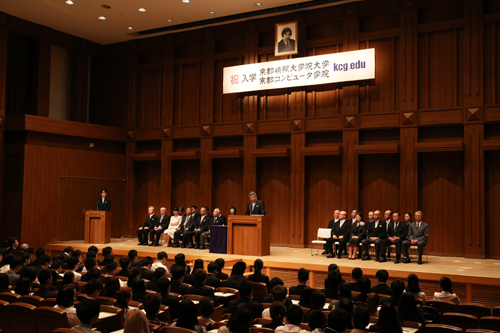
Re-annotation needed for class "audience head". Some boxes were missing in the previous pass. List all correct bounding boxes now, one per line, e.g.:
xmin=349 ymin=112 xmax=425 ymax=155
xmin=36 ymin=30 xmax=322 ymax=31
xmin=171 ymin=264 xmax=185 ymax=281
xmin=271 ymin=284 xmax=287 ymax=302
xmin=87 ymin=246 xmax=98 ymax=254
xmin=338 ymin=297 xmax=353 ymax=317
xmin=128 ymin=250 xmax=138 ymax=261
xmin=227 ymin=303 xmax=253 ymax=333
xmin=327 ymin=270 xmax=342 ymax=290
xmin=338 ymin=282 xmax=352 ymax=299
xmin=238 ymin=279 xmax=253 ymax=298
xmin=21 ymin=266 xmax=37 ymax=282
xmin=115 ymin=287 xmax=132 ymax=310
xmin=176 ymin=300 xmax=199 ymax=330
xmin=131 ymin=278 xmax=146 ymax=301
xmin=269 ymin=277 xmax=284 ymax=290
xmin=57 ymin=284 xmax=76 ymax=307
xmin=351 ymin=267 xmax=363 ymax=280
xmin=308 ymin=309 xmax=326 ymax=331
xmin=157 ymin=251 xmax=168 ymax=262
xmin=376 ymin=269 xmax=389 ymax=283
xmin=253 ymin=259 xmax=264 ymax=274
xmin=207 ymin=262 xmax=218 ymax=275
xmin=194 ymin=269 xmax=208 ymax=286
xmin=38 ymin=269 xmax=52 ymax=287
xmin=215 ymin=258 xmax=225 ymax=271
xmin=286 ymin=304 xmax=303 ymax=326
xmin=63 ymin=246 xmax=74 ymax=255
xmin=231 ymin=261 xmax=246 ymax=276
xmin=199 ymin=296 xmax=215 ymax=318
xmin=358 ymin=277 xmax=371 ymax=295
xmin=10 ymin=256 xmax=24 ymax=272
xmin=144 ymin=293 xmax=162 ymax=317
xmin=310 ymin=291 xmax=326 ymax=310
xmin=377 ymin=301 xmax=401 ymax=330
xmin=193 ymin=258 xmax=204 ymax=271
xmin=86 ymin=267 xmax=102 ymax=282
xmin=103 ymin=246 xmax=113 ymax=257
xmin=398 ymin=292 xmax=418 ymax=322
xmin=269 ymin=301 xmax=286 ymax=326
xmin=15 ymin=277 xmax=32 ymax=296
xmin=104 ymin=277 xmax=121 ymax=298
xmin=298 ymin=268 xmax=309 ymax=283
xmin=366 ymin=293 xmax=380 ymax=315
xmin=84 ymin=257 xmax=97 ymax=271
xmin=51 ymin=259 xmax=64 ymax=272
xmin=157 ymin=276 xmax=170 ymax=294
xmin=106 ymin=261 xmax=118 ymax=275
xmin=407 ymin=273 xmax=421 ymax=293
xmin=119 ymin=257 xmax=131 ymax=270
xmin=67 ymin=257 xmax=79 ymax=271
xmin=62 ymin=271 xmax=75 ymax=285
xmin=352 ymin=306 xmax=370 ymax=330
xmin=124 ymin=308 xmax=150 ymax=333
xmin=391 ymin=279 xmax=405 ymax=299
xmin=299 ymin=286 xmax=314 ymax=309
xmin=7 ymin=237 xmax=18 ymax=248
xmin=440 ymin=276 xmax=453 ymax=293
xmin=328 ymin=308 xmax=350 ymax=333
xmin=87 ymin=279 xmax=103 ymax=299
xmin=328 ymin=263 xmax=340 ymax=273
xmin=72 ymin=250 xmax=82 ymax=262
xmin=76 ymin=299 xmax=100 ymax=325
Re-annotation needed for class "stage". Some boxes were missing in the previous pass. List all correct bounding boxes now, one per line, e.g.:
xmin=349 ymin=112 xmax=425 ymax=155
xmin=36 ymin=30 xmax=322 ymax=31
xmin=46 ymin=237 xmax=500 ymax=306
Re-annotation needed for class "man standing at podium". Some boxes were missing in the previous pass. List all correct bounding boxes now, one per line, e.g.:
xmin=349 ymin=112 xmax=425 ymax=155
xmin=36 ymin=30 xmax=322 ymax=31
xmin=245 ymin=191 xmax=265 ymax=216
xmin=137 ymin=206 xmax=158 ymax=246
xmin=96 ymin=189 xmax=111 ymax=211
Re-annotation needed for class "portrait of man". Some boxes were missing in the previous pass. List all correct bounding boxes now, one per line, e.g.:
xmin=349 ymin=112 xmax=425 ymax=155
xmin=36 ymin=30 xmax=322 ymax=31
xmin=275 ymin=21 xmax=298 ymax=56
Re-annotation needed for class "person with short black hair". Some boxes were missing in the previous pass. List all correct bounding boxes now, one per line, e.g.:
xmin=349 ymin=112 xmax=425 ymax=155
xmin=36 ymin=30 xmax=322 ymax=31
xmin=7 ymin=255 xmax=23 ymax=285
xmin=34 ymin=269 xmax=56 ymax=298
xmin=198 ymin=296 xmax=216 ymax=323
xmin=128 ymin=250 xmax=138 ymax=266
xmin=158 ymin=276 xmax=180 ymax=319
xmin=146 ymin=267 xmax=166 ymax=292
xmin=434 ymin=276 xmax=460 ymax=304
xmin=328 ymin=283 xmax=352 ymax=310
xmin=228 ymin=279 xmax=263 ymax=319
xmin=151 ymin=251 xmax=169 ymax=272
xmin=322 ymin=270 xmax=342 ymax=299
xmin=205 ymin=262 xmax=221 ymax=288
xmin=170 ymin=264 xmax=189 ymax=295
xmin=56 ymin=284 xmax=80 ymax=327
xmin=218 ymin=303 xmax=253 ymax=333
xmin=73 ymin=299 xmax=101 ymax=333
xmin=370 ymin=269 xmax=391 ymax=295
xmin=387 ymin=279 xmax=405 ymax=307
xmin=113 ymin=257 xmax=130 ymax=278
xmin=308 ymin=309 xmax=326 ymax=333
xmin=262 ymin=284 xmax=289 ymax=318
xmin=67 ymin=257 xmax=82 ymax=281
xmin=172 ymin=299 xmax=206 ymax=333
xmin=215 ymin=258 xmax=228 ymax=280
xmin=144 ymin=293 xmax=169 ymax=328
xmin=96 ymin=188 xmax=111 ymax=212
xmin=62 ymin=271 xmax=76 ymax=286
xmin=368 ymin=301 xmax=402 ymax=333
xmin=289 ymin=268 xmax=312 ymax=296
xmin=349 ymin=267 xmax=363 ymax=292
xmin=186 ymin=269 xmax=219 ymax=305
xmin=103 ymin=261 xmax=118 ymax=284
xmin=353 ymin=277 xmax=371 ymax=303
xmin=226 ymin=261 xmax=248 ymax=290
xmin=275 ymin=304 xmax=308 ymax=333
xmin=327 ymin=308 xmax=350 ymax=333
xmin=5 ymin=237 xmax=20 ymax=256
xmin=86 ymin=279 xmax=103 ymax=299
xmin=352 ymin=307 xmax=370 ymax=333
xmin=62 ymin=246 xmax=74 ymax=263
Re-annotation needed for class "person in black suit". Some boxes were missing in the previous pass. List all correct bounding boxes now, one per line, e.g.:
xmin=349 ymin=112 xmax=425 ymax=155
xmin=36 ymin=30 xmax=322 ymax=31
xmin=247 ymin=258 xmax=270 ymax=290
xmin=322 ymin=210 xmax=340 ymax=255
xmin=245 ymin=191 xmax=265 ymax=216
xmin=402 ymin=211 xmax=429 ymax=265
xmin=228 ymin=279 xmax=263 ymax=319
xmin=173 ymin=207 xmax=191 ymax=248
xmin=205 ymin=262 xmax=221 ymax=288
xmin=186 ymin=269 xmax=220 ymax=305
xmin=181 ymin=208 xmax=200 ymax=248
xmin=157 ymin=276 xmax=180 ymax=320
xmin=190 ymin=205 xmax=200 ymax=220
xmin=370 ymin=269 xmax=392 ymax=295
xmin=289 ymin=268 xmax=313 ymax=296
xmin=139 ymin=258 xmax=155 ymax=280
xmin=194 ymin=207 xmax=213 ymax=249
xmin=326 ymin=211 xmax=351 ymax=259
xmin=199 ymin=208 xmax=227 ymax=249
xmin=348 ymin=212 xmax=365 ymax=260
xmin=169 ymin=264 xmax=190 ymax=295
xmin=322 ymin=270 xmax=342 ymax=299
xmin=362 ymin=210 xmax=387 ymax=261
xmin=96 ymin=189 xmax=111 ymax=211
xmin=380 ymin=212 xmax=408 ymax=263
xmin=226 ymin=261 xmax=248 ymax=290
xmin=215 ymin=258 xmax=228 ymax=280
xmin=137 ymin=206 xmax=158 ymax=246
xmin=149 ymin=207 xmax=170 ymax=246
xmin=383 ymin=209 xmax=393 ymax=258
xmin=33 ymin=269 xmax=56 ymax=298
xmin=277 ymin=27 xmax=296 ymax=54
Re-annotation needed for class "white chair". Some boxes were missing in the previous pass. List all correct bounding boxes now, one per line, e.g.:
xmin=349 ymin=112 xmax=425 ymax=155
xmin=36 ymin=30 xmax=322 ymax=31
xmin=311 ymin=228 xmax=332 ymax=255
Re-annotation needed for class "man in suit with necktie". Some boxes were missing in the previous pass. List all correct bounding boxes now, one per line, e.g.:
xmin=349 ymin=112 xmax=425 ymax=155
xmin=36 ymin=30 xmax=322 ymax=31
xmin=380 ymin=212 xmax=408 ymax=263
xmin=96 ymin=189 xmax=111 ymax=211
xmin=199 ymin=208 xmax=227 ymax=249
xmin=326 ymin=211 xmax=351 ymax=259
xmin=182 ymin=207 xmax=201 ymax=248
xmin=361 ymin=210 xmax=387 ymax=261
xmin=194 ymin=207 xmax=213 ymax=249
xmin=173 ymin=207 xmax=192 ymax=248
xmin=149 ymin=207 xmax=170 ymax=246
xmin=322 ymin=209 xmax=340 ymax=255
xmin=245 ymin=191 xmax=266 ymax=216
xmin=402 ymin=211 xmax=429 ymax=265
xmin=137 ymin=206 xmax=158 ymax=246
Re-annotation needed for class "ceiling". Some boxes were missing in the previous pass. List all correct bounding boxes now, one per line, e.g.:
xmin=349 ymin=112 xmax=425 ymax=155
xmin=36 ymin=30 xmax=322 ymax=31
xmin=0 ymin=0 xmax=338 ymax=45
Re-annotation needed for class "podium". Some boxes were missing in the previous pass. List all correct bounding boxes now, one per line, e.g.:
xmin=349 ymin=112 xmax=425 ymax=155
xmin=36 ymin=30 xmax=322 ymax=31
xmin=227 ymin=215 xmax=270 ymax=256
xmin=84 ymin=210 xmax=110 ymax=244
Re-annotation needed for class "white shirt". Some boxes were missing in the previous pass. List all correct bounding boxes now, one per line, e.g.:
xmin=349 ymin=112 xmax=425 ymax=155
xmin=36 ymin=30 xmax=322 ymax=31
xmin=151 ymin=261 xmax=169 ymax=273
xmin=102 ymin=197 xmax=105 ymax=203
xmin=0 ymin=265 xmax=10 ymax=273
xmin=55 ymin=305 xmax=80 ymax=327
xmin=252 ymin=202 xmax=256 ymax=210
xmin=275 ymin=324 xmax=309 ymax=333
xmin=434 ymin=291 xmax=460 ymax=304
xmin=339 ymin=219 xmax=345 ymax=228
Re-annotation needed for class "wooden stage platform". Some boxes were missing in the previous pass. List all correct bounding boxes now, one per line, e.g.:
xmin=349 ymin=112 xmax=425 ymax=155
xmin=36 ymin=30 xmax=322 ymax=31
xmin=46 ymin=238 xmax=500 ymax=306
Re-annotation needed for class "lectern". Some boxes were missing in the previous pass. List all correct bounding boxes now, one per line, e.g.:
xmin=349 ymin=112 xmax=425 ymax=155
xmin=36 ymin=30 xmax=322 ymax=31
xmin=227 ymin=215 xmax=270 ymax=256
xmin=84 ymin=210 xmax=110 ymax=244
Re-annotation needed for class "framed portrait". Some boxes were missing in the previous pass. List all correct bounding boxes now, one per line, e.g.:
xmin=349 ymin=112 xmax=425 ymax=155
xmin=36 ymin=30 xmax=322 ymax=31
xmin=275 ymin=21 xmax=298 ymax=56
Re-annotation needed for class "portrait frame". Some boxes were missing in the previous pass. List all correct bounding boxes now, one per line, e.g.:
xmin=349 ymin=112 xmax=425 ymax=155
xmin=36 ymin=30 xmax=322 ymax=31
xmin=275 ymin=21 xmax=298 ymax=56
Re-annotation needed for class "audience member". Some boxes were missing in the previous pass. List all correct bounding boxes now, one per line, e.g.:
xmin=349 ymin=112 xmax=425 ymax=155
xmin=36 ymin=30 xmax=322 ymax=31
xmin=398 ymin=292 xmax=425 ymax=325
xmin=7 ymin=255 xmax=23 ymax=285
xmin=0 ymin=273 xmax=10 ymax=293
xmin=388 ymin=279 xmax=405 ymax=307
xmin=406 ymin=273 xmax=427 ymax=304
xmin=276 ymin=304 xmax=308 ymax=333
xmin=128 ymin=250 xmax=138 ymax=267
xmin=349 ymin=267 xmax=363 ymax=292
xmin=352 ymin=307 xmax=370 ymax=333
xmin=15 ymin=276 xmax=32 ymax=295
xmin=62 ymin=271 xmax=76 ymax=286
xmin=308 ymin=309 xmax=326 ymax=333
xmin=326 ymin=309 xmax=350 ymax=333
xmin=127 ymin=267 xmax=141 ymax=288
xmin=116 ymin=257 xmax=131 ymax=277
xmin=227 ymin=261 xmax=248 ymax=290
xmin=218 ymin=303 xmax=253 ymax=333
xmin=248 ymin=259 xmax=270 ymax=289
xmin=103 ymin=276 xmax=121 ymax=298
xmin=123 ymin=308 xmax=150 ymax=333
xmin=131 ymin=278 xmax=147 ymax=303
xmin=228 ymin=279 xmax=263 ymax=319
xmin=72 ymin=299 xmax=101 ymax=333
xmin=66 ymin=257 xmax=81 ymax=281
xmin=206 ymin=262 xmax=221 ymax=288
xmin=102 ymin=261 xmax=118 ymax=284
xmin=170 ymin=264 xmax=189 ymax=295
xmin=187 ymin=269 xmax=220 ymax=305
xmin=55 ymin=284 xmax=80 ymax=327
xmin=289 ymin=268 xmax=312 ymax=297
xmin=353 ymin=277 xmax=371 ymax=303
xmin=151 ymin=251 xmax=169 ymax=273
xmin=146 ymin=267 xmax=166 ymax=292
xmin=263 ymin=302 xmax=286 ymax=329
xmin=144 ymin=293 xmax=169 ymax=328
xmin=263 ymin=284 xmax=289 ymax=318
xmin=368 ymin=301 xmax=402 ymax=333
xmin=86 ymin=279 xmax=103 ymax=300
xmin=322 ymin=270 xmax=342 ymax=299
xmin=366 ymin=293 xmax=380 ymax=317
xmin=434 ymin=277 xmax=460 ymax=304
xmin=158 ymin=276 xmax=180 ymax=319
xmin=370 ymin=269 xmax=392 ymax=295
xmin=215 ymin=258 xmax=228 ymax=280
xmin=114 ymin=287 xmax=132 ymax=315
xmin=329 ymin=283 xmax=352 ymax=310
xmin=172 ymin=299 xmax=206 ymax=333
xmin=34 ymin=269 xmax=56 ymax=298
xmin=199 ymin=296 xmax=216 ymax=324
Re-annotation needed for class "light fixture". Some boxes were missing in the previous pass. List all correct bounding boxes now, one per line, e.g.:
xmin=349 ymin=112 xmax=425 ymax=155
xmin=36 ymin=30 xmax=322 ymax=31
xmin=208 ymin=11 xmax=215 ymax=15
xmin=182 ymin=0 xmax=190 ymax=3
xmin=98 ymin=16 xmax=106 ymax=20
xmin=65 ymin=0 xmax=73 ymax=4
xmin=127 ymin=27 xmax=134 ymax=30
xmin=255 ymin=3 xmax=262 ymax=6
xmin=166 ymin=19 xmax=172 ymax=23
xmin=138 ymin=8 xmax=146 ymax=12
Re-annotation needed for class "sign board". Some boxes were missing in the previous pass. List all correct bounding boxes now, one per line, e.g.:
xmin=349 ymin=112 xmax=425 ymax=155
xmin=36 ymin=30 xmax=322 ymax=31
xmin=223 ymin=48 xmax=375 ymax=94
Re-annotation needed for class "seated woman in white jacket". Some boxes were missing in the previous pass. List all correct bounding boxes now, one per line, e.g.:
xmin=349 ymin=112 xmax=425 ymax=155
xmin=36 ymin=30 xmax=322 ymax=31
xmin=162 ymin=207 xmax=183 ymax=247
xmin=434 ymin=276 xmax=460 ymax=305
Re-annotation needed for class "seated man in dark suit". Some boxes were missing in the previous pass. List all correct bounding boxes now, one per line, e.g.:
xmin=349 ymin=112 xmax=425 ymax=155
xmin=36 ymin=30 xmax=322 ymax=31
xmin=322 ymin=210 xmax=340 ymax=255
xmin=262 ymin=277 xmax=293 ymax=306
xmin=33 ymin=269 xmax=56 ymax=298
xmin=186 ymin=269 xmax=220 ymax=306
xmin=387 ymin=279 xmax=405 ymax=307
xmin=137 ymin=206 xmax=158 ymax=246
xmin=370 ymin=269 xmax=392 ymax=295
xmin=182 ymin=208 xmax=200 ymax=248
xmin=102 ymin=262 xmax=118 ymax=285
xmin=50 ymin=260 xmax=63 ymax=290
xmin=146 ymin=267 xmax=166 ymax=292
xmin=226 ymin=261 xmax=248 ymax=290
xmin=402 ymin=211 xmax=429 ymax=265
xmin=380 ymin=212 xmax=409 ymax=263
xmin=199 ymin=208 xmax=227 ymax=249
xmin=115 ymin=257 xmax=131 ymax=278
xmin=194 ymin=207 xmax=213 ymax=249
xmin=80 ymin=268 xmax=102 ymax=295
xmin=245 ymin=191 xmax=265 ymax=216
xmin=228 ymin=279 xmax=263 ymax=319
xmin=289 ymin=268 xmax=313 ymax=296
xmin=157 ymin=276 xmax=180 ymax=320
xmin=322 ymin=270 xmax=342 ymax=299
xmin=215 ymin=258 xmax=228 ymax=280
xmin=205 ymin=262 xmax=221 ymax=288
xmin=326 ymin=211 xmax=351 ymax=258
xmin=149 ymin=207 xmax=170 ymax=247
xmin=139 ymin=258 xmax=155 ymax=280
xmin=349 ymin=268 xmax=363 ymax=292
xmin=169 ymin=264 xmax=189 ymax=295
xmin=352 ymin=277 xmax=371 ymax=303
xmin=361 ymin=210 xmax=387 ymax=261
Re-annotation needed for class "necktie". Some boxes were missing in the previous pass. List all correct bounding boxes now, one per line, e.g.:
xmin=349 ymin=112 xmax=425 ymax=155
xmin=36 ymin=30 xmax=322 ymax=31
xmin=417 ymin=223 xmax=420 ymax=230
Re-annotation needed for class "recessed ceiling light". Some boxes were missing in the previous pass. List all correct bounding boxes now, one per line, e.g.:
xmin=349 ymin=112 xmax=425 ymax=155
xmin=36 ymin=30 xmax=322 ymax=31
xmin=255 ymin=3 xmax=262 ymax=6
xmin=166 ymin=19 xmax=172 ymax=23
xmin=138 ymin=8 xmax=146 ymax=12
xmin=208 ymin=11 xmax=215 ymax=15
xmin=127 ymin=27 xmax=134 ymax=30
xmin=65 ymin=0 xmax=73 ymax=4
xmin=182 ymin=0 xmax=190 ymax=3
xmin=98 ymin=16 xmax=106 ymax=20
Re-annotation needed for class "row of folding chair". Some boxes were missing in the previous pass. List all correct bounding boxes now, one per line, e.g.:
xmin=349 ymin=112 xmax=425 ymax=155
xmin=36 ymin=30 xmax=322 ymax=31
xmin=428 ymin=300 xmax=500 ymax=318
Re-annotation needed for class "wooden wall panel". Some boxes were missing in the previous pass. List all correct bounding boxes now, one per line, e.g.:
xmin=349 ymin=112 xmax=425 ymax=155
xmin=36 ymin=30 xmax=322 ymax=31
xmin=21 ymin=145 xmax=126 ymax=248
xmin=133 ymin=161 xmax=161 ymax=229
xmin=257 ymin=157 xmax=290 ymax=246
xmin=485 ymin=150 xmax=500 ymax=259
xmin=171 ymin=159 xmax=201 ymax=209
xmin=304 ymin=155 xmax=342 ymax=243
xmin=418 ymin=151 xmax=465 ymax=256
xmin=136 ymin=68 xmax=162 ymax=129
xmin=174 ymin=64 xmax=202 ymax=126
xmin=484 ymin=23 xmax=500 ymax=105
xmin=358 ymin=153 xmax=400 ymax=214
xmin=212 ymin=158 xmax=244 ymax=216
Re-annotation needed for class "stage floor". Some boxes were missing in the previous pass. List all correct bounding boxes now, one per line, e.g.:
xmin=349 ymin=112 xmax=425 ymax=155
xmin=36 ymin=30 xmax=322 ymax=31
xmin=46 ymin=237 xmax=500 ymax=285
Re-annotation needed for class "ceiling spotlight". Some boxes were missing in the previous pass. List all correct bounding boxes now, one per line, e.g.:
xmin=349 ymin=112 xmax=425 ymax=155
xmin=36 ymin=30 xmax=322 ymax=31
xmin=65 ymin=0 xmax=73 ymax=4
xmin=182 ymin=0 xmax=190 ymax=3
xmin=255 ymin=3 xmax=262 ymax=6
xmin=127 ymin=27 xmax=134 ymax=30
xmin=208 ymin=11 xmax=215 ymax=15
xmin=98 ymin=16 xmax=106 ymax=20
xmin=166 ymin=19 xmax=172 ymax=23
xmin=138 ymin=8 xmax=146 ymax=12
